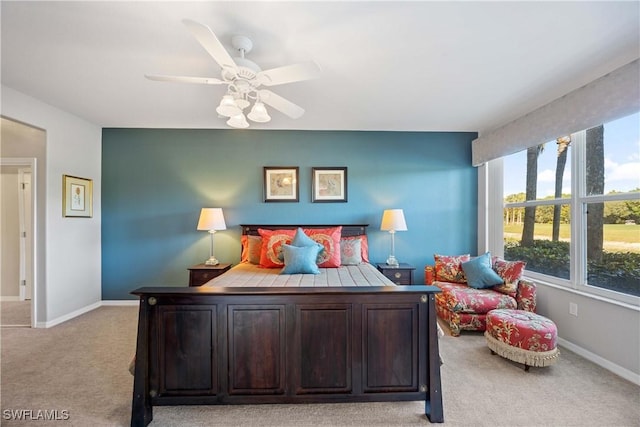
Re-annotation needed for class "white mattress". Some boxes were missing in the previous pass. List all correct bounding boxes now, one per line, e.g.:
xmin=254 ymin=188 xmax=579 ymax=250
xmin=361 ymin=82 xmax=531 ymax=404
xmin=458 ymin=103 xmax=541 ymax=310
xmin=203 ymin=262 xmax=397 ymax=287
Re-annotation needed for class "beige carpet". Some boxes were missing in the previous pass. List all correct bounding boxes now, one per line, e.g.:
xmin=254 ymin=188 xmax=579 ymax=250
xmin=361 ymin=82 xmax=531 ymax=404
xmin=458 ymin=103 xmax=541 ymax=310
xmin=1 ymin=306 xmax=639 ymax=426
xmin=0 ymin=301 xmax=31 ymax=327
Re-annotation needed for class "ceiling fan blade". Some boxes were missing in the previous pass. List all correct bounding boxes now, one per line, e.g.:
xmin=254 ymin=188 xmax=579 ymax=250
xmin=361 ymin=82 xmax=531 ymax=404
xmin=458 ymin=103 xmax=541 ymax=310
xmin=182 ymin=19 xmax=237 ymax=72
xmin=257 ymin=61 xmax=321 ymax=87
xmin=258 ymin=89 xmax=305 ymax=119
xmin=145 ymin=74 xmax=225 ymax=85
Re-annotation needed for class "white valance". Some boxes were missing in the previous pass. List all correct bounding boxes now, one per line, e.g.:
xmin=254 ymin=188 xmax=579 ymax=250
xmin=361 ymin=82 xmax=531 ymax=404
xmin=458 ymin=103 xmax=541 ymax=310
xmin=472 ymin=59 xmax=640 ymax=166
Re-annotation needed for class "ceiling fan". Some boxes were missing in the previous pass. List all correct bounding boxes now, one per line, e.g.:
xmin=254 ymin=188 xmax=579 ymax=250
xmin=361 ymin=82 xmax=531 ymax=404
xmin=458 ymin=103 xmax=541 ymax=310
xmin=146 ymin=19 xmax=321 ymax=128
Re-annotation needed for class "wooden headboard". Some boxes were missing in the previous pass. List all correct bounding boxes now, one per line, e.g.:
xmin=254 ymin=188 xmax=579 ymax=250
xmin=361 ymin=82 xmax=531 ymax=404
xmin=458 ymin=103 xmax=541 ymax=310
xmin=241 ymin=224 xmax=368 ymax=237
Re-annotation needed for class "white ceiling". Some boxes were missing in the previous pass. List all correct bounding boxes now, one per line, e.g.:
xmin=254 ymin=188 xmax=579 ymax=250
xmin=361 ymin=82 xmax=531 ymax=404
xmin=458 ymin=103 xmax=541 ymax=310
xmin=2 ymin=1 xmax=639 ymax=133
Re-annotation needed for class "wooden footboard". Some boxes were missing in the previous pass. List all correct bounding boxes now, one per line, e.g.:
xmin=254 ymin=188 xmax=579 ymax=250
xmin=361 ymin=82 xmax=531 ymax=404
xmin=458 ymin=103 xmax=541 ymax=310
xmin=131 ymin=286 xmax=443 ymax=426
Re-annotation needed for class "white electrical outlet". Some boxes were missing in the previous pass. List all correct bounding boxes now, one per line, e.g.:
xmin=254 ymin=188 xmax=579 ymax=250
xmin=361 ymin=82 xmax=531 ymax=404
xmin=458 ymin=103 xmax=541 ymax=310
xmin=569 ymin=302 xmax=578 ymax=316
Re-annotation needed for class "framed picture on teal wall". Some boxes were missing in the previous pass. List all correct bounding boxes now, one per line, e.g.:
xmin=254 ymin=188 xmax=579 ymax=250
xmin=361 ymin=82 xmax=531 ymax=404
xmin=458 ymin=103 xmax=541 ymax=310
xmin=264 ymin=167 xmax=299 ymax=202
xmin=312 ymin=167 xmax=347 ymax=203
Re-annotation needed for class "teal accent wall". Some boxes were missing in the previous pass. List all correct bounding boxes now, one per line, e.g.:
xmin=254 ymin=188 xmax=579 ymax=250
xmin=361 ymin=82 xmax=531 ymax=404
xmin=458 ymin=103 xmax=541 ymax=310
xmin=102 ymin=129 xmax=477 ymax=299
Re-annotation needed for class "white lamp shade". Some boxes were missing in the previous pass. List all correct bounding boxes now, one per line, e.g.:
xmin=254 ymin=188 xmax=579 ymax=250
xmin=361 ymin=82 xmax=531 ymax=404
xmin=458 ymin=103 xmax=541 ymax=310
xmin=248 ymin=101 xmax=271 ymax=123
xmin=380 ymin=209 xmax=407 ymax=231
xmin=227 ymin=113 xmax=249 ymax=128
xmin=197 ymin=208 xmax=227 ymax=231
xmin=216 ymin=95 xmax=242 ymax=117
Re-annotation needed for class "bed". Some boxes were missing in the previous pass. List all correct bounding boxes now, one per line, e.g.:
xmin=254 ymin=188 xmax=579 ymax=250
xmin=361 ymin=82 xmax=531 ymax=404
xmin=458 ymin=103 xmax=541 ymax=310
xmin=130 ymin=224 xmax=443 ymax=426
xmin=203 ymin=262 xmax=396 ymax=287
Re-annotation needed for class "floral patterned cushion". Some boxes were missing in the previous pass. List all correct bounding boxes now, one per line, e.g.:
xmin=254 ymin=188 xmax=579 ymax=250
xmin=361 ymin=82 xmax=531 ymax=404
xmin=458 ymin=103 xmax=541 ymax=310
xmin=434 ymin=254 xmax=470 ymax=283
xmin=516 ymin=279 xmax=537 ymax=312
xmin=492 ymin=258 xmax=527 ymax=296
xmin=435 ymin=282 xmax=517 ymax=314
xmin=486 ymin=309 xmax=557 ymax=352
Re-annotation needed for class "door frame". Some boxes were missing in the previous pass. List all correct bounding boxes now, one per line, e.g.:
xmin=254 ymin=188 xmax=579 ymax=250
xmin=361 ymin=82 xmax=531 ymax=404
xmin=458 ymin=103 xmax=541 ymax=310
xmin=1 ymin=157 xmax=37 ymax=327
xmin=18 ymin=168 xmax=33 ymax=300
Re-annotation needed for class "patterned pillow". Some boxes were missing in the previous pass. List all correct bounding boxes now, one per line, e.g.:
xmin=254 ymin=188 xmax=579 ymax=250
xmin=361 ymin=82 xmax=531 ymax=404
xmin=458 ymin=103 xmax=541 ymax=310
xmin=281 ymin=244 xmax=321 ymax=275
xmin=258 ymin=229 xmax=296 ymax=268
xmin=492 ymin=258 xmax=527 ymax=296
xmin=302 ymin=226 xmax=342 ymax=268
xmin=341 ymin=235 xmax=369 ymax=263
xmin=241 ymin=235 xmax=262 ymax=264
xmin=434 ymin=254 xmax=470 ymax=283
xmin=340 ymin=237 xmax=362 ymax=265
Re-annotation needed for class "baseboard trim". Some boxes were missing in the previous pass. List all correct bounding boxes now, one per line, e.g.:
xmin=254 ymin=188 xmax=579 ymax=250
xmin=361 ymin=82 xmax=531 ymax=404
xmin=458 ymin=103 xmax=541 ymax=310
xmin=38 ymin=301 xmax=102 ymax=328
xmin=558 ymin=337 xmax=640 ymax=386
xmin=101 ymin=300 xmax=139 ymax=306
xmin=34 ymin=300 xmax=138 ymax=328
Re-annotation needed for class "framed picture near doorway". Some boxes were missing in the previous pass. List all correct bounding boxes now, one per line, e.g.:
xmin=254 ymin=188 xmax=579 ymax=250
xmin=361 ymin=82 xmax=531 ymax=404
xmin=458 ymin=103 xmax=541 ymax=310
xmin=63 ymin=175 xmax=93 ymax=217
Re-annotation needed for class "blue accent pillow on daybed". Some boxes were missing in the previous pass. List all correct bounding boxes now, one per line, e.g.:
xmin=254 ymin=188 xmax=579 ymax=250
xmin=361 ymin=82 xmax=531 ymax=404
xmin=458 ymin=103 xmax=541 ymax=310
xmin=461 ymin=252 xmax=504 ymax=289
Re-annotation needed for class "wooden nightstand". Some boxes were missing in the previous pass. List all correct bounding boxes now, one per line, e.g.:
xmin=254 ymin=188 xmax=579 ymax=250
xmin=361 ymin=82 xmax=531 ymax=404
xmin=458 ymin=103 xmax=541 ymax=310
xmin=376 ymin=263 xmax=415 ymax=285
xmin=188 ymin=263 xmax=231 ymax=286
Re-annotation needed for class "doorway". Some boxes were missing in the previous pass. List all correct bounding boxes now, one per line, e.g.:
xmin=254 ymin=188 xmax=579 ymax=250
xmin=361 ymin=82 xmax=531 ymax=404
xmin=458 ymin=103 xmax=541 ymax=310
xmin=1 ymin=161 xmax=36 ymax=327
xmin=1 ymin=117 xmax=43 ymax=328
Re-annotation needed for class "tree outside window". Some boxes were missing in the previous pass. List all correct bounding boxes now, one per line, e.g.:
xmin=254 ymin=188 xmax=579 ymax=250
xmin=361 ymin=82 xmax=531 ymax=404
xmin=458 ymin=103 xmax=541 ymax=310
xmin=502 ymin=113 xmax=640 ymax=299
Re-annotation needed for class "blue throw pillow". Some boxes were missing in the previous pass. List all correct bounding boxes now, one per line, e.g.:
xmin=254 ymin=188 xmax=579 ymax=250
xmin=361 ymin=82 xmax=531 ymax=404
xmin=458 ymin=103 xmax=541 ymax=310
xmin=290 ymin=227 xmax=324 ymax=258
xmin=461 ymin=252 xmax=504 ymax=289
xmin=291 ymin=227 xmax=315 ymax=247
xmin=281 ymin=243 xmax=321 ymax=275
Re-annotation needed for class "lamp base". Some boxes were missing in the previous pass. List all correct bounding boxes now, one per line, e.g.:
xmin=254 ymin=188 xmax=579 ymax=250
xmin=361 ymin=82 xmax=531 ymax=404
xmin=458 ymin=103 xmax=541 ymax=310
xmin=386 ymin=255 xmax=399 ymax=267
xmin=204 ymin=257 xmax=219 ymax=266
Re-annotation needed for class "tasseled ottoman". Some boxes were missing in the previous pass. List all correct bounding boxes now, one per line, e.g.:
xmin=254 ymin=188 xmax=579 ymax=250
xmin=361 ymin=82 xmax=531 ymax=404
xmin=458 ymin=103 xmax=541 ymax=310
xmin=485 ymin=309 xmax=560 ymax=371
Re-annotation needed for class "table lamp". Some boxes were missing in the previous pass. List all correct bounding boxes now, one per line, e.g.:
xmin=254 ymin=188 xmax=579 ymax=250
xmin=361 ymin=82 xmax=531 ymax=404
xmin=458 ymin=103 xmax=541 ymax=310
xmin=380 ymin=209 xmax=407 ymax=267
xmin=197 ymin=208 xmax=226 ymax=265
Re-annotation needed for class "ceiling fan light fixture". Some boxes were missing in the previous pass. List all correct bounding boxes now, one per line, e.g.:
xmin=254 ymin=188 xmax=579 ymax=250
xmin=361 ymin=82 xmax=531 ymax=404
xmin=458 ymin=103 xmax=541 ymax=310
xmin=227 ymin=113 xmax=249 ymax=129
xmin=235 ymin=98 xmax=250 ymax=110
xmin=216 ymin=95 xmax=241 ymax=117
xmin=247 ymin=101 xmax=271 ymax=123
xmin=148 ymin=20 xmax=320 ymax=128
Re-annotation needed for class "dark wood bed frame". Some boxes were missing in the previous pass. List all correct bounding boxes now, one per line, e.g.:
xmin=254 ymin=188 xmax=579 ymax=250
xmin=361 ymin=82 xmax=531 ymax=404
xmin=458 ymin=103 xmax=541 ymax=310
xmin=131 ymin=225 xmax=443 ymax=426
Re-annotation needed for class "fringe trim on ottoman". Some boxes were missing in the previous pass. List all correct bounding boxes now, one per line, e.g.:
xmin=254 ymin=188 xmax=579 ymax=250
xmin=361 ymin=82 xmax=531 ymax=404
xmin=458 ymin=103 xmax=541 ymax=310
xmin=484 ymin=332 xmax=560 ymax=368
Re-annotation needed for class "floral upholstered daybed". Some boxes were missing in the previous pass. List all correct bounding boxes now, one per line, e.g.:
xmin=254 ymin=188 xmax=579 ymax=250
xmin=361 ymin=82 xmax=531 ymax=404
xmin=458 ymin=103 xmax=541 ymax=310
xmin=426 ymin=253 xmax=536 ymax=336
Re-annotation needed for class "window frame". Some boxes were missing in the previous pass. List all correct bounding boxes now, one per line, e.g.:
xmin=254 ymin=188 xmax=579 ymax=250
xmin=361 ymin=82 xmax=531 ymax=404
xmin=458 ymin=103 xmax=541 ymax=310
xmin=486 ymin=129 xmax=640 ymax=307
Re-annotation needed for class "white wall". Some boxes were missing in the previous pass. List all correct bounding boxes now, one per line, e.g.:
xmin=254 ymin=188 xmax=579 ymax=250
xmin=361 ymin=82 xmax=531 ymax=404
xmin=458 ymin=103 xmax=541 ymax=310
xmin=1 ymin=85 xmax=102 ymax=325
xmin=536 ymin=284 xmax=640 ymax=384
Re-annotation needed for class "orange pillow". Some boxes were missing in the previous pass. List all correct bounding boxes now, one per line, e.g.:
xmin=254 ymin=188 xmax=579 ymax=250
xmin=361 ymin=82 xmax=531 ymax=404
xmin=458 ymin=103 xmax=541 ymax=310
xmin=258 ymin=229 xmax=296 ymax=268
xmin=240 ymin=235 xmax=250 ymax=262
xmin=303 ymin=226 xmax=342 ymax=268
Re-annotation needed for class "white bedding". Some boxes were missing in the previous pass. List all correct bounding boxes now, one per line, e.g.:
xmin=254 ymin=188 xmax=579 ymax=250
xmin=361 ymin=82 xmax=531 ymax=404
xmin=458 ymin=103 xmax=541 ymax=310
xmin=203 ymin=262 xmax=397 ymax=287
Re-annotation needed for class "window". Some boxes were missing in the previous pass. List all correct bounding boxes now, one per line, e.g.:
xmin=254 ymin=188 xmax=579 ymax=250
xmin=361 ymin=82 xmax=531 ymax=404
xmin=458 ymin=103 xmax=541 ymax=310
xmin=500 ymin=112 xmax=640 ymax=302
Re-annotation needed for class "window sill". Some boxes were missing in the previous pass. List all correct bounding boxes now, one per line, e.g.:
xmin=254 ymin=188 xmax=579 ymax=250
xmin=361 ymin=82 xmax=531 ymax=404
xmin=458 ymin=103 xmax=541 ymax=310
xmin=525 ymin=273 xmax=640 ymax=312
